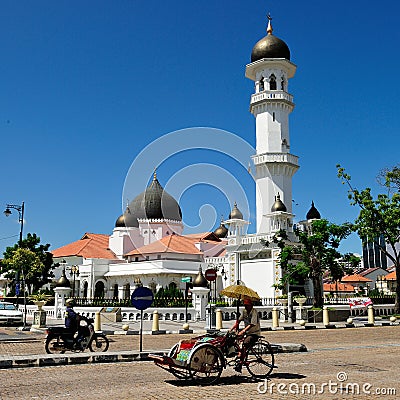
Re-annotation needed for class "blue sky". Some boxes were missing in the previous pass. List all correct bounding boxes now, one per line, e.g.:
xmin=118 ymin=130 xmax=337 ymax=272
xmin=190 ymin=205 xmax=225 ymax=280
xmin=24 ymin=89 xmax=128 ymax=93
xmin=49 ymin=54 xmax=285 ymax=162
xmin=1 ymin=1 xmax=399 ymax=256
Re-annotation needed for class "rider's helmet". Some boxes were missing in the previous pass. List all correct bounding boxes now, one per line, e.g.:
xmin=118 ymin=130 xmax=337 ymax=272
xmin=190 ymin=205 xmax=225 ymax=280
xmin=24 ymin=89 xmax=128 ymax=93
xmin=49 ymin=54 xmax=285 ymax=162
xmin=65 ymin=298 xmax=75 ymax=307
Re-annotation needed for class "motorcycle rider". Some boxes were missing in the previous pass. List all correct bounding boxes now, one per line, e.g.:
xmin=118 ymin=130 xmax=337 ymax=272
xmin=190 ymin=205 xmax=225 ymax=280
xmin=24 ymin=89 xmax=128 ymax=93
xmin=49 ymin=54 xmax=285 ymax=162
xmin=64 ymin=298 xmax=82 ymax=347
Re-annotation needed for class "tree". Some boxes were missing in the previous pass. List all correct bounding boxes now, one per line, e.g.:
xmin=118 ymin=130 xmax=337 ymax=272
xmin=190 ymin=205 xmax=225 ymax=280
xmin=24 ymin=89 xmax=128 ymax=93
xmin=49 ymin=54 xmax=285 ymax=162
xmin=1 ymin=233 xmax=56 ymax=294
xmin=265 ymin=219 xmax=353 ymax=308
xmin=377 ymin=163 xmax=400 ymax=192
xmin=338 ymin=165 xmax=400 ymax=314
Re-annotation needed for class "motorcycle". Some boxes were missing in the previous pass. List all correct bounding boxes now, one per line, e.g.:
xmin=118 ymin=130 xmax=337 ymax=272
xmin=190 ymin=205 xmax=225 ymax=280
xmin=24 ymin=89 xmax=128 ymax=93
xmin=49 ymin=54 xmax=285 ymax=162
xmin=45 ymin=315 xmax=109 ymax=354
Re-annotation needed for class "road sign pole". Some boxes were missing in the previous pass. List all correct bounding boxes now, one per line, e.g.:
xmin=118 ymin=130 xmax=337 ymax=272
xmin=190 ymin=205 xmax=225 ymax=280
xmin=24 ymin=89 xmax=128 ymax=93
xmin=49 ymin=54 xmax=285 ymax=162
xmin=139 ymin=309 xmax=143 ymax=352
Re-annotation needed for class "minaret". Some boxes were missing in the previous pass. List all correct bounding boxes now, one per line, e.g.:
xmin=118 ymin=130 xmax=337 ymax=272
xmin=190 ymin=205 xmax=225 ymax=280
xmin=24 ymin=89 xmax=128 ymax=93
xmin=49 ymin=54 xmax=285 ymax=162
xmin=245 ymin=15 xmax=299 ymax=234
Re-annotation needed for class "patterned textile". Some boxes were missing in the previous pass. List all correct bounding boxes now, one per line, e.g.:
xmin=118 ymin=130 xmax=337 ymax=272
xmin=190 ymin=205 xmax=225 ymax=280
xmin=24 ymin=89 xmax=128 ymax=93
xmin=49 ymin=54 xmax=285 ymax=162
xmin=176 ymin=349 xmax=191 ymax=362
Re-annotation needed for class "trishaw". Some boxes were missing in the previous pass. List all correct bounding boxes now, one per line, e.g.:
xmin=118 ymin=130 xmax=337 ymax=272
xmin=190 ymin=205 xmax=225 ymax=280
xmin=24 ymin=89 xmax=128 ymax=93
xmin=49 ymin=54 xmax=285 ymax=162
xmin=150 ymin=330 xmax=276 ymax=385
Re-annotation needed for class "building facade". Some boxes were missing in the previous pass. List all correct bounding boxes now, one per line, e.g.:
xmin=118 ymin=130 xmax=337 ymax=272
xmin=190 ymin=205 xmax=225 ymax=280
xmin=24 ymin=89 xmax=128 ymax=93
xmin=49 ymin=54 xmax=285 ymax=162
xmin=50 ymin=16 xmax=319 ymax=301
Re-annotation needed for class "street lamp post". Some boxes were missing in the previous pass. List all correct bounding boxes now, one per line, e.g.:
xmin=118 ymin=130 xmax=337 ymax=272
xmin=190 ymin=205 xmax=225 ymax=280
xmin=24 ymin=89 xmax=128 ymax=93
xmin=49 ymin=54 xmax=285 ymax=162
xmin=67 ymin=265 xmax=80 ymax=297
xmin=4 ymin=202 xmax=28 ymax=329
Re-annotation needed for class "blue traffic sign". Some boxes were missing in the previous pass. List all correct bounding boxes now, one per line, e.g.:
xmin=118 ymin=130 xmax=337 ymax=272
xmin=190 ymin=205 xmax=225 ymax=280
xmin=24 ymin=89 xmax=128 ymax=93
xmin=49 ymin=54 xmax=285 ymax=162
xmin=131 ymin=286 xmax=154 ymax=310
xmin=15 ymin=283 xmax=20 ymax=296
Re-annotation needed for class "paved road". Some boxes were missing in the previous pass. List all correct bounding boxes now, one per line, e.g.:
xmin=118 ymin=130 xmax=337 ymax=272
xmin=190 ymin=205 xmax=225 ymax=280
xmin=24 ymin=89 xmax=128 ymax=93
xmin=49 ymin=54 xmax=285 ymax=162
xmin=0 ymin=326 xmax=399 ymax=399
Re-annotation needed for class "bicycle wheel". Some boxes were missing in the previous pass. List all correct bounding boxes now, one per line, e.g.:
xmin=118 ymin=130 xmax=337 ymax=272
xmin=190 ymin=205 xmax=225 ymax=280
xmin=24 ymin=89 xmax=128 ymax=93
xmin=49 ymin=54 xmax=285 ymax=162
xmin=245 ymin=340 xmax=275 ymax=378
xmin=188 ymin=344 xmax=223 ymax=385
xmin=89 ymin=334 xmax=109 ymax=352
xmin=45 ymin=335 xmax=67 ymax=354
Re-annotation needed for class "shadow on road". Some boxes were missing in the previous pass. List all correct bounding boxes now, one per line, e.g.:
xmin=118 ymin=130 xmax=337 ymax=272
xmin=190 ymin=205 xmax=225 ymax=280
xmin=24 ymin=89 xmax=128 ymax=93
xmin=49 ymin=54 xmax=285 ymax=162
xmin=166 ymin=371 xmax=307 ymax=387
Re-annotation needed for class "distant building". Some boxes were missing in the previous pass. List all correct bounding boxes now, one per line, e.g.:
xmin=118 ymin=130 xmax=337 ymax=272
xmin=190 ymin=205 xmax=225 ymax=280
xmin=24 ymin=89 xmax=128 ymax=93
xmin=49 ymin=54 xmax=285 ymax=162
xmin=362 ymin=236 xmax=388 ymax=270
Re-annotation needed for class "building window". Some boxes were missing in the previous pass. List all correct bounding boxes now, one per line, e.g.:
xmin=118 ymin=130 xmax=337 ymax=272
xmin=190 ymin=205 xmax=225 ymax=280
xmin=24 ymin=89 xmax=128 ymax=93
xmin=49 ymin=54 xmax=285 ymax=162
xmin=123 ymin=283 xmax=130 ymax=299
xmin=269 ymin=74 xmax=277 ymax=90
xmin=281 ymin=77 xmax=285 ymax=90
xmin=135 ymin=256 xmax=139 ymax=262
xmin=259 ymin=77 xmax=264 ymax=91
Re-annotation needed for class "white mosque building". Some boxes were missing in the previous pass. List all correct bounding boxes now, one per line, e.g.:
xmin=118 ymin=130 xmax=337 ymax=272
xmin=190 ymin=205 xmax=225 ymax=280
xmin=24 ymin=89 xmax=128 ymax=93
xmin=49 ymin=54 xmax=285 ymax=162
xmin=51 ymin=16 xmax=320 ymax=301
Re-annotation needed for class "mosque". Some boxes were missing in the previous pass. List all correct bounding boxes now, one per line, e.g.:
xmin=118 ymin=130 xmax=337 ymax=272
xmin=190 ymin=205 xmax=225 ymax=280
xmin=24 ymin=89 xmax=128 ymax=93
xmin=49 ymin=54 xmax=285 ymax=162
xmin=51 ymin=16 xmax=320 ymax=301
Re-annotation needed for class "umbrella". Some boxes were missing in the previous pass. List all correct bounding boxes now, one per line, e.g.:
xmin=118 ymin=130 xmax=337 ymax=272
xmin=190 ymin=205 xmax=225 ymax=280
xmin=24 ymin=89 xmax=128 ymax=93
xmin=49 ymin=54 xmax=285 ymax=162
xmin=220 ymin=283 xmax=261 ymax=325
xmin=220 ymin=284 xmax=261 ymax=301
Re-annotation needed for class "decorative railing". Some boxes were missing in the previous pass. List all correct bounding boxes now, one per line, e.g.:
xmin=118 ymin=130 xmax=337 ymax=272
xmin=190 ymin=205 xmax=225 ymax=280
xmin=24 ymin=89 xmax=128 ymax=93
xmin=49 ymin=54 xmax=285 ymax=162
xmin=73 ymin=296 xmax=191 ymax=308
xmin=250 ymin=91 xmax=293 ymax=104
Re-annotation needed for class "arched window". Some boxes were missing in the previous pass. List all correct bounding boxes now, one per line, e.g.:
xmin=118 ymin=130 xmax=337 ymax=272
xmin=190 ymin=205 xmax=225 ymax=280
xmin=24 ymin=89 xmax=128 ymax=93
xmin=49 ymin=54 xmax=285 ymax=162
xmin=113 ymin=284 xmax=118 ymax=299
xmin=83 ymin=281 xmax=88 ymax=299
xmin=259 ymin=77 xmax=264 ymax=91
xmin=281 ymin=77 xmax=285 ymax=90
xmin=269 ymin=74 xmax=277 ymax=90
xmin=169 ymin=281 xmax=177 ymax=290
xmin=94 ymin=281 xmax=105 ymax=298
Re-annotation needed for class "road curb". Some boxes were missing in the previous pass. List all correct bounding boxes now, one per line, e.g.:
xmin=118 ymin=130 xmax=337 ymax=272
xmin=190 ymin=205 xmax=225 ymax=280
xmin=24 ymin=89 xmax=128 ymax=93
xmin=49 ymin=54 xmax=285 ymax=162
xmin=0 ymin=342 xmax=307 ymax=369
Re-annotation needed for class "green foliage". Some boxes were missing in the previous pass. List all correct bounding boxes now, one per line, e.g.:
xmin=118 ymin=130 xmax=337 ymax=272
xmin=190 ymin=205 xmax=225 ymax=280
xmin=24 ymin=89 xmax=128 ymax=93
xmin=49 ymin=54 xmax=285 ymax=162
xmin=377 ymin=163 xmax=400 ymax=192
xmin=265 ymin=220 xmax=353 ymax=308
xmin=1 ymin=233 xmax=56 ymax=294
xmin=154 ymin=285 xmax=185 ymax=307
xmin=337 ymin=165 xmax=400 ymax=314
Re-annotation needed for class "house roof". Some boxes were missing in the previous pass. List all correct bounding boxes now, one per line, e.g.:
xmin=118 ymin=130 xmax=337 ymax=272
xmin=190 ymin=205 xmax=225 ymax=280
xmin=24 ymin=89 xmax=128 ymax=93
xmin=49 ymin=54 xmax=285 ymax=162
xmin=126 ymin=234 xmax=206 ymax=256
xmin=341 ymin=274 xmax=373 ymax=283
xmin=183 ymin=232 xmax=222 ymax=242
xmin=383 ymin=271 xmax=396 ymax=280
xmin=323 ymin=282 xmax=355 ymax=292
xmin=359 ymin=268 xmax=380 ymax=276
xmin=126 ymin=232 xmax=221 ymax=256
xmin=51 ymin=233 xmax=117 ymax=260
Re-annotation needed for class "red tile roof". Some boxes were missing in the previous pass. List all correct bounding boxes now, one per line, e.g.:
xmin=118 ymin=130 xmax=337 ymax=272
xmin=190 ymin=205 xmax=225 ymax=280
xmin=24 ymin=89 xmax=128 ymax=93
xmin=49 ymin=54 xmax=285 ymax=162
xmin=184 ymin=232 xmax=222 ymax=242
xmin=324 ymin=282 xmax=355 ymax=292
xmin=126 ymin=234 xmax=222 ymax=256
xmin=384 ymin=271 xmax=396 ymax=280
xmin=341 ymin=274 xmax=373 ymax=283
xmin=51 ymin=233 xmax=117 ymax=260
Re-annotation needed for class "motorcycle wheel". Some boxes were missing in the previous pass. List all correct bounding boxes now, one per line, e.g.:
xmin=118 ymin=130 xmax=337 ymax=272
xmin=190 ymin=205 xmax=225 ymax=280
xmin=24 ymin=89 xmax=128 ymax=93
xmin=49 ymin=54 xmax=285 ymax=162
xmin=45 ymin=335 xmax=67 ymax=354
xmin=89 ymin=334 xmax=109 ymax=352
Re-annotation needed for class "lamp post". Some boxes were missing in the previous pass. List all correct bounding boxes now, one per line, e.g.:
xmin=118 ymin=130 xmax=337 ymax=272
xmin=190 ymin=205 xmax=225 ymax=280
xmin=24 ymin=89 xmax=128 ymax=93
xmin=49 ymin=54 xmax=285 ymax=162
xmin=67 ymin=265 xmax=79 ymax=297
xmin=4 ymin=202 xmax=28 ymax=329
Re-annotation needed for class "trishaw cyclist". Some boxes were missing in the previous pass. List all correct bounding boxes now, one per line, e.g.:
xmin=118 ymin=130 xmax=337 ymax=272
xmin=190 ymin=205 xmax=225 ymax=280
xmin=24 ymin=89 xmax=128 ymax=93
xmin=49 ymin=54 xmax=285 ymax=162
xmin=229 ymin=297 xmax=261 ymax=372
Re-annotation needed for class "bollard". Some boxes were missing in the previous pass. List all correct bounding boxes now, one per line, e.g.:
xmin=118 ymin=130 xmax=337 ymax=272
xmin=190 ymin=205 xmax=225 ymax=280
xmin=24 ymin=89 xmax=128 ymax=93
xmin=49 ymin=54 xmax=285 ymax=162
xmin=215 ymin=309 xmax=223 ymax=330
xmin=94 ymin=311 xmax=101 ymax=332
xmin=152 ymin=310 xmax=160 ymax=332
xmin=323 ymin=306 xmax=329 ymax=326
xmin=368 ymin=305 xmax=375 ymax=324
xmin=272 ymin=307 xmax=279 ymax=328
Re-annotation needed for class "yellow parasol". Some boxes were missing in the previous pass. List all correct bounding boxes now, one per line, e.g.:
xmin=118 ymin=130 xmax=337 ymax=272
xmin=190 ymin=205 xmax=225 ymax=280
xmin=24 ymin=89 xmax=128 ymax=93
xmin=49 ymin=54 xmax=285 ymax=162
xmin=220 ymin=284 xmax=261 ymax=301
xmin=220 ymin=283 xmax=261 ymax=325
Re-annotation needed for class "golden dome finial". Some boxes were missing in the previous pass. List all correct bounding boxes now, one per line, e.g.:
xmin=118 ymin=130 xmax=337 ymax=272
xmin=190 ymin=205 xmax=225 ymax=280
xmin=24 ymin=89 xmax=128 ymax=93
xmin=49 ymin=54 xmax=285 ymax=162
xmin=267 ymin=13 xmax=273 ymax=35
xmin=153 ymin=168 xmax=157 ymax=181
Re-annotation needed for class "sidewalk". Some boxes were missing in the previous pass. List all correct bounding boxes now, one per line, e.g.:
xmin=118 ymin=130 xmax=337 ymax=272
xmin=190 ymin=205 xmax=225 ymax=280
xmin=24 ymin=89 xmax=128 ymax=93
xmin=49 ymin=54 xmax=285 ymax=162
xmin=1 ymin=314 xmax=397 ymax=340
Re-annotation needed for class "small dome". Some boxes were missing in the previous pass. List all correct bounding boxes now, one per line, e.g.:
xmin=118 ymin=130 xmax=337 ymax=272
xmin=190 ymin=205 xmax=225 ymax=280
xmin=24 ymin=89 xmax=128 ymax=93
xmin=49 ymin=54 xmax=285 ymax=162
xmin=115 ymin=207 xmax=139 ymax=228
xmin=229 ymin=202 xmax=243 ymax=220
xmin=192 ymin=267 xmax=208 ymax=288
xmin=306 ymin=201 xmax=321 ymax=220
xmin=271 ymin=193 xmax=287 ymax=212
xmin=251 ymin=17 xmax=290 ymax=62
xmin=128 ymin=173 xmax=182 ymax=221
xmin=213 ymin=220 xmax=228 ymax=238
xmin=56 ymin=268 xmax=71 ymax=288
